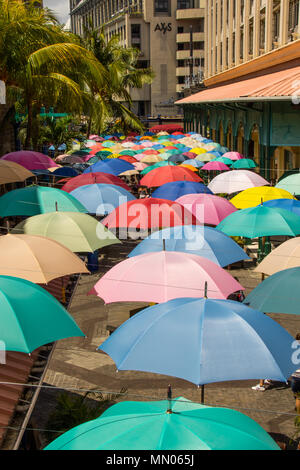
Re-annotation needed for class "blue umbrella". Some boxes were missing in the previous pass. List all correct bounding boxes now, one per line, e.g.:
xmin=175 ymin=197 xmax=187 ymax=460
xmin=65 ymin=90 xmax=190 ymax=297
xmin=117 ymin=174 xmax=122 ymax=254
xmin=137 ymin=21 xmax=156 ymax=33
xmin=184 ymin=160 xmax=205 ymax=169
xmin=70 ymin=183 xmax=136 ymax=215
xmin=152 ymin=181 xmax=213 ymax=201
xmin=83 ymin=159 xmax=134 ymax=176
xmin=128 ymin=225 xmax=249 ymax=267
xmin=98 ymin=298 xmax=296 ymax=386
xmin=261 ymin=198 xmax=300 ymax=217
xmin=168 ymin=154 xmax=189 ymax=163
xmin=52 ymin=167 xmax=80 ymax=178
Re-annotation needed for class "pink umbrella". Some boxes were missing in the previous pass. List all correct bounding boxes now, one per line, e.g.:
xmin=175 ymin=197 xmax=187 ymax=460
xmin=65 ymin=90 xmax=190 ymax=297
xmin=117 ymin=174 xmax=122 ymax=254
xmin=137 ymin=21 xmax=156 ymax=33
xmin=202 ymin=162 xmax=230 ymax=171
xmin=133 ymin=162 xmax=148 ymax=171
xmin=208 ymin=170 xmax=270 ymax=195
xmin=183 ymin=152 xmax=197 ymax=159
xmin=1 ymin=151 xmax=57 ymax=170
xmin=176 ymin=193 xmax=237 ymax=226
xmin=223 ymin=152 xmax=244 ymax=161
xmin=55 ymin=154 xmax=84 ymax=164
xmin=88 ymin=251 xmax=244 ymax=303
xmin=133 ymin=153 xmax=148 ymax=161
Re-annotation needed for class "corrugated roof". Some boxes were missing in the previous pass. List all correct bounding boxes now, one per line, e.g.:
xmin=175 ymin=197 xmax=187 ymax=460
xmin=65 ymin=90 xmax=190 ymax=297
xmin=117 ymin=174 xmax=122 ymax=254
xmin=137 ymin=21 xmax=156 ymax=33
xmin=176 ymin=64 xmax=300 ymax=104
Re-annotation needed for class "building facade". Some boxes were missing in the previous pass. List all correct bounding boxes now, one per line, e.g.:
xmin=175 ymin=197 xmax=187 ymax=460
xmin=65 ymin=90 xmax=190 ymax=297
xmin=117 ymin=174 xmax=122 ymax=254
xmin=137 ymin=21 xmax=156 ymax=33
xmin=177 ymin=0 xmax=300 ymax=181
xmin=69 ymin=0 xmax=205 ymax=118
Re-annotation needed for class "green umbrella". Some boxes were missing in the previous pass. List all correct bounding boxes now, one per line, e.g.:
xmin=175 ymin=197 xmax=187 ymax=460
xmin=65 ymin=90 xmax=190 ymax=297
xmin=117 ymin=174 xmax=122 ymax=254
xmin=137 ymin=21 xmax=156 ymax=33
xmin=232 ymin=159 xmax=258 ymax=169
xmin=214 ymin=157 xmax=233 ymax=166
xmin=119 ymin=150 xmax=138 ymax=156
xmin=244 ymin=267 xmax=300 ymax=315
xmin=276 ymin=174 xmax=300 ymax=196
xmin=11 ymin=211 xmax=120 ymax=253
xmin=217 ymin=205 xmax=300 ymax=238
xmin=0 ymin=186 xmax=87 ymax=217
xmin=0 ymin=275 xmax=85 ymax=353
xmin=95 ymin=150 xmax=113 ymax=159
xmin=141 ymin=161 xmax=176 ymax=175
xmin=157 ymin=152 xmax=172 ymax=160
xmin=44 ymin=397 xmax=279 ymax=450
xmin=72 ymin=149 xmax=91 ymax=156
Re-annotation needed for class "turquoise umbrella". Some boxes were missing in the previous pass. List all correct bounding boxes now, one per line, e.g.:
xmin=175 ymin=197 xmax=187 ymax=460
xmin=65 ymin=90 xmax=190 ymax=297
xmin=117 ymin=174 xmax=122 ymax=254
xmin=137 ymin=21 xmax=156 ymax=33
xmin=244 ymin=266 xmax=300 ymax=315
xmin=44 ymin=397 xmax=279 ymax=450
xmin=232 ymin=159 xmax=258 ymax=169
xmin=214 ymin=157 xmax=234 ymax=166
xmin=217 ymin=205 xmax=300 ymax=238
xmin=0 ymin=275 xmax=85 ymax=353
xmin=141 ymin=161 xmax=176 ymax=175
xmin=0 ymin=186 xmax=87 ymax=217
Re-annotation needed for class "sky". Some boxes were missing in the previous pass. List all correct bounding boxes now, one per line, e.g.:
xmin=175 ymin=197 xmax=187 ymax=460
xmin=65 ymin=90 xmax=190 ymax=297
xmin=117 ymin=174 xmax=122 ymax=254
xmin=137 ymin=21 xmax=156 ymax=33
xmin=43 ymin=0 xmax=70 ymax=25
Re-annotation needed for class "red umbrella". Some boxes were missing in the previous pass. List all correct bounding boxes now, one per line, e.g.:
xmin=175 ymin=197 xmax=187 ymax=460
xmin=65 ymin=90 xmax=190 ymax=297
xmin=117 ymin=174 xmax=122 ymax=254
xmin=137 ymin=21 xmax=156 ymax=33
xmin=61 ymin=172 xmax=131 ymax=193
xmin=140 ymin=166 xmax=203 ymax=188
xmin=118 ymin=155 xmax=138 ymax=164
xmin=142 ymin=150 xmax=160 ymax=155
xmin=102 ymin=198 xmax=200 ymax=230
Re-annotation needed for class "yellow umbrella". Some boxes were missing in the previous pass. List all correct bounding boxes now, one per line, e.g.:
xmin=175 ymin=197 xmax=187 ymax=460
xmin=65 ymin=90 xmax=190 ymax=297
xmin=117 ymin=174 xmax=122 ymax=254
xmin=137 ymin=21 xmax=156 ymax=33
xmin=0 ymin=160 xmax=34 ymax=184
xmin=180 ymin=164 xmax=198 ymax=172
xmin=141 ymin=155 xmax=163 ymax=163
xmin=47 ymin=166 xmax=61 ymax=172
xmin=230 ymin=187 xmax=296 ymax=209
xmin=190 ymin=148 xmax=206 ymax=155
xmin=0 ymin=234 xmax=89 ymax=283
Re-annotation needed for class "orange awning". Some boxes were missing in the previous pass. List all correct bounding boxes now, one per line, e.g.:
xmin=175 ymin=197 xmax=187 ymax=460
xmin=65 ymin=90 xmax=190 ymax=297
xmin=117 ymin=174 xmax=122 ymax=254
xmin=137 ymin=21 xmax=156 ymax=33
xmin=176 ymin=63 xmax=300 ymax=105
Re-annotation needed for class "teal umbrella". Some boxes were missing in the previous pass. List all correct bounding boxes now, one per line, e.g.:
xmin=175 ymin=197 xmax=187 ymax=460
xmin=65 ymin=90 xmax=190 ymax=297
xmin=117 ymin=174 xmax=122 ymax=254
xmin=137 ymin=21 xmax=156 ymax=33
xmin=0 ymin=275 xmax=85 ymax=353
xmin=214 ymin=157 xmax=233 ymax=166
xmin=217 ymin=205 xmax=300 ymax=238
xmin=232 ymin=159 xmax=258 ymax=169
xmin=244 ymin=266 xmax=300 ymax=314
xmin=0 ymin=185 xmax=87 ymax=216
xmin=276 ymin=174 xmax=300 ymax=196
xmin=141 ymin=161 xmax=176 ymax=175
xmin=72 ymin=149 xmax=91 ymax=156
xmin=44 ymin=397 xmax=279 ymax=450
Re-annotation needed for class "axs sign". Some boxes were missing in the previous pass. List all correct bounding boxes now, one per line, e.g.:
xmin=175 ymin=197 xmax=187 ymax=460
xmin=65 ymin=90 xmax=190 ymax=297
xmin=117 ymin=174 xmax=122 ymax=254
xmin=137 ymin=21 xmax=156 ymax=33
xmin=154 ymin=23 xmax=172 ymax=34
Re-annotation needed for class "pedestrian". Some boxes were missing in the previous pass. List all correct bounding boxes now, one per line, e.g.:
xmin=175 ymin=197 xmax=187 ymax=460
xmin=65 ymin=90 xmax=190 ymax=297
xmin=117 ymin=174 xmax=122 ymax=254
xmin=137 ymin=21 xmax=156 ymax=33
xmin=291 ymin=334 xmax=300 ymax=409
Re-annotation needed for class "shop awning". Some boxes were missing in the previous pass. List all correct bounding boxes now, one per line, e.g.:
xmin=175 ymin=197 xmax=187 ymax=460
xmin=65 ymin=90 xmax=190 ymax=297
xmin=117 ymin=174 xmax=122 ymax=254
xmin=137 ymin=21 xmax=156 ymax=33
xmin=176 ymin=63 xmax=300 ymax=105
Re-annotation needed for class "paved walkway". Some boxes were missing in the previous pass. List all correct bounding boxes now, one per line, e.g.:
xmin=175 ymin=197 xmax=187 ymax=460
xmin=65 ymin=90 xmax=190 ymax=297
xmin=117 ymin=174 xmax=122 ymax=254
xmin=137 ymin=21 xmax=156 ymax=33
xmin=32 ymin=240 xmax=300 ymax=448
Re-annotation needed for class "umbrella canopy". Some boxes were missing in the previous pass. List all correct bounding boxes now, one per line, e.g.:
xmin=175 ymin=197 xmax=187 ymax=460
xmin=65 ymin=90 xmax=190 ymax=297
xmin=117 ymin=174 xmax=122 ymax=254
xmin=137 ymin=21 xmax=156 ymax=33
xmin=217 ymin=205 xmax=300 ymax=238
xmin=230 ymin=186 xmax=295 ymax=209
xmin=151 ymin=181 xmax=211 ymax=201
xmin=276 ymin=174 xmax=300 ymax=196
xmin=222 ymin=152 xmax=244 ymax=161
xmin=128 ymin=225 xmax=249 ymax=267
xmin=44 ymin=397 xmax=279 ymax=451
xmin=208 ymin=171 xmax=270 ymax=195
xmin=278 ymin=168 xmax=300 ymax=183
xmin=0 ymin=160 xmax=34 ymax=185
xmin=0 ymin=275 xmax=84 ymax=353
xmin=0 ymin=234 xmax=89 ymax=283
xmin=52 ymin=167 xmax=80 ymax=178
xmin=83 ymin=159 xmax=134 ymax=175
xmin=195 ymin=153 xmax=217 ymax=162
xmin=55 ymin=155 xmax=83 ymax=165
xmin=182 ymin=159 xmax=204 ymax=168
xmin=262 ymin=198 xmax=300 ymax=217
xmin=167 ymin=154 xmax=189 ymax=164
xmin=70 ymin=184 xmax=136 ymax=215
xmin=141 ymin=162 xmax=176 ymax=175
xmin=1 ymin=151 xmax=57 ymax=170
xmin=255 ymin=237 xmax=300 ymax=275
xmin=0 ymin=186 xmax=87 ymax=217
xmin=118 ymin=155 xmax=138 ymax=164
xmin=232 ymin=159 xmax=258 ymax=169
xmin=89 ymin=252 xmax=244 ymax=303
xmin=176 ymin=194 xmax=237 ymax=226
xmin=12 ymin=212 xmax=120 ymax=253
xmin=101 ymin=198 xmax=199 ymax=230
xmin=244 ymin=267 xmax=300 ymax=315
xmin=201 ymin=161 xmax=230 ymax=171
xmin=140 ymin=155 xmax=163 ymax=164
xmin=214 ymin=157 xmax=234 ymax=166
xmin=98 ymin=298 xmax=295 ymax=385
xmin=140 ymin=166 xmax=203 ymax=188
xmin=61 ymin=172 xmax=130 ymax=193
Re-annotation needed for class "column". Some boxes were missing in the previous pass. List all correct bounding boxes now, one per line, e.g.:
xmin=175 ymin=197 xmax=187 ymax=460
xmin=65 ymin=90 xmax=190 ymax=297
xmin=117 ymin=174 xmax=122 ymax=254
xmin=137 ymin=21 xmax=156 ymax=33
xmin=207 ymin=0 xmax=212 ymax=78
xmin=279 ymin=0 xmax=289 ymax=45
xmin=235 ymin=0 xmax=241 ymax=66
xmin=253 ymin=0 xmax=260 ymax=58
xmin=216 ymin=0 xmax=222 ymax=73
xmin=298 ymin=1 xmax=300 ymax=35
xmin=243 ymin=0 xmax=250 ymax=62
xmin=265 ymin=0 xmax=273 ymax=52
xmin=212 ymin=0 xmax=217 ymax=76
xmin=204 ymin=0 xmax=209 ymax=78
xmin=222 ymin=0 xmax=227 ymax=70
xmin=228 ymin=0 xmax=234 ymax=68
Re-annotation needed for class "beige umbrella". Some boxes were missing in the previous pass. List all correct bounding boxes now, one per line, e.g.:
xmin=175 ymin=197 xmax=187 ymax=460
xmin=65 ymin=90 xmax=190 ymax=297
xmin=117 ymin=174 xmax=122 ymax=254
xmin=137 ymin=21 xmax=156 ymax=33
xmin=140 ymin=155 xmax=163 ymax=164
xmin=255 ymin=237 xmax=300 ymax=276
xmin=0 ymin=234 xmax=89 ymax=283
xmin=120 ymin=170 xmax=139 ymax=176
xmin=0 ymin=160 xmax=34 ymax=184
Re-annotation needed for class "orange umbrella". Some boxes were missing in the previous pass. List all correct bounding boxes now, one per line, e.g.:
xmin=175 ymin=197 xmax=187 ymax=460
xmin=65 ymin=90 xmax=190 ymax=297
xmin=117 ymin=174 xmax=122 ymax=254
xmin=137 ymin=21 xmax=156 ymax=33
xmin=140 ymin=166 xmax=203 ymax=188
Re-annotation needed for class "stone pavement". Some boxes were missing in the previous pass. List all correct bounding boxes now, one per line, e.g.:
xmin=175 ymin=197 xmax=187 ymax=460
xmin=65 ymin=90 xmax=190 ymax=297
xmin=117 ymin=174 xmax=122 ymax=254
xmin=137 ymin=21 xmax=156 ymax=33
xmin=32 ymin=240 xmax=300 ymax=448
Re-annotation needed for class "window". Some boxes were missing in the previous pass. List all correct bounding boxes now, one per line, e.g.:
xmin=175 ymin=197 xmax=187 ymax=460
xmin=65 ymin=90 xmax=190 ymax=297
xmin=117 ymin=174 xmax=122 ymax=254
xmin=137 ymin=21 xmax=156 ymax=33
xmin=177 ymin=26 xmax=184 ymax=34
xmin=131 ymin=24 xmax=141 ymax=49
xmin=177 ymin=0 xmax=194 ymax=8
xmin=154 ymin=0 xmax=170 ymax=15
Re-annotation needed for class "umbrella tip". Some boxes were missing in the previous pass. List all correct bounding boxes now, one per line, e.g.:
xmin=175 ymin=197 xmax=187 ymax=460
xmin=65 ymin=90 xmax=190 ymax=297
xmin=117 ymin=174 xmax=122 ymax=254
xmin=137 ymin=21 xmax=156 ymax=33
xmin=204 ymin=281 xmax=208 ymax=299
xmin=167 ymin=384 xmax=173 ymax=413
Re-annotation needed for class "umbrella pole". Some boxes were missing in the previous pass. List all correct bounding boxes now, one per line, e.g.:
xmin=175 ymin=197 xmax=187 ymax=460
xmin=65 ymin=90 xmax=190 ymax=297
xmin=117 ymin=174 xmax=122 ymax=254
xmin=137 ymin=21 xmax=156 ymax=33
xmin=201 ymin=385 xmax=205 ymax=404
xmin=167 ymin=384 xmax=173 ymax=413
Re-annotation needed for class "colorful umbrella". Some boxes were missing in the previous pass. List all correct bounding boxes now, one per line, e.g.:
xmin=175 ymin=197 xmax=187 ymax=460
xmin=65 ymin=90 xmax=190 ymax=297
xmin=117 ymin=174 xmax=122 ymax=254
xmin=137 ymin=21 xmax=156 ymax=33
xmin=1 ymin=151 xmax=57 ymax=170
xmin=0 ymin=275 xmax=85 ymax=353
xmin=230 ymin=186 xmax=295 ymax=209
xmin=222 ymin=152 xmax=244 ymax=161
xmin=201 ymin=161 xmax=230 ymax=171
xmin=44 ymin=397 xmax=279 ymax=450
xmin=52 ymin=167 xmax=80 ymax=178
xmin=101 ymin=198 xmax=200 ymax=230
xmin=0 ymin=234 xmax=89 ymax=283
xmin=195 ymin=153 xmax=217 ymax=162
xmin=208 ymin=171 xmax=270 ymax=195
xmin=83 ymin=159 xmax=134 ymax=176
xmin=0 ymin=160 xmax=34 ymax=184
xmin=255 ymin=238 xmax=300 ymax=275
xmin=12 ymin=212 xmax=120 ymax=253
xmin=151 ymin=181 xmax=211 ymax=201
xmin=262 ymin=198 xmax=300 ymax=217
xmin=176 ymin=194 xmax=237 ymax=226
xmin=128 ymin=225 xmax=249 ymax=267
xmin=98 ymin=298 xmax=295 ymax=385
xmin=140 ymin=167 xmax=202 ymax=188
xmin=70 ymin=184 xmax=136 ymax=215
xmin=244 ymin=267 xmax=300 ymax=315
xmin=217 ymin=205 xmax=300 ymax=238
xmin=61 ymin=172 xmax=130 ymax=193
xmin=89 ymin=252 xmax=244 ymax=303
xmin=232 ymin=159 xmax=258 ymax=169
xmin=0 ymin=186 xmax=87 ymax=217
xmin=276 ymin=174 xmax=300 ymax=196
